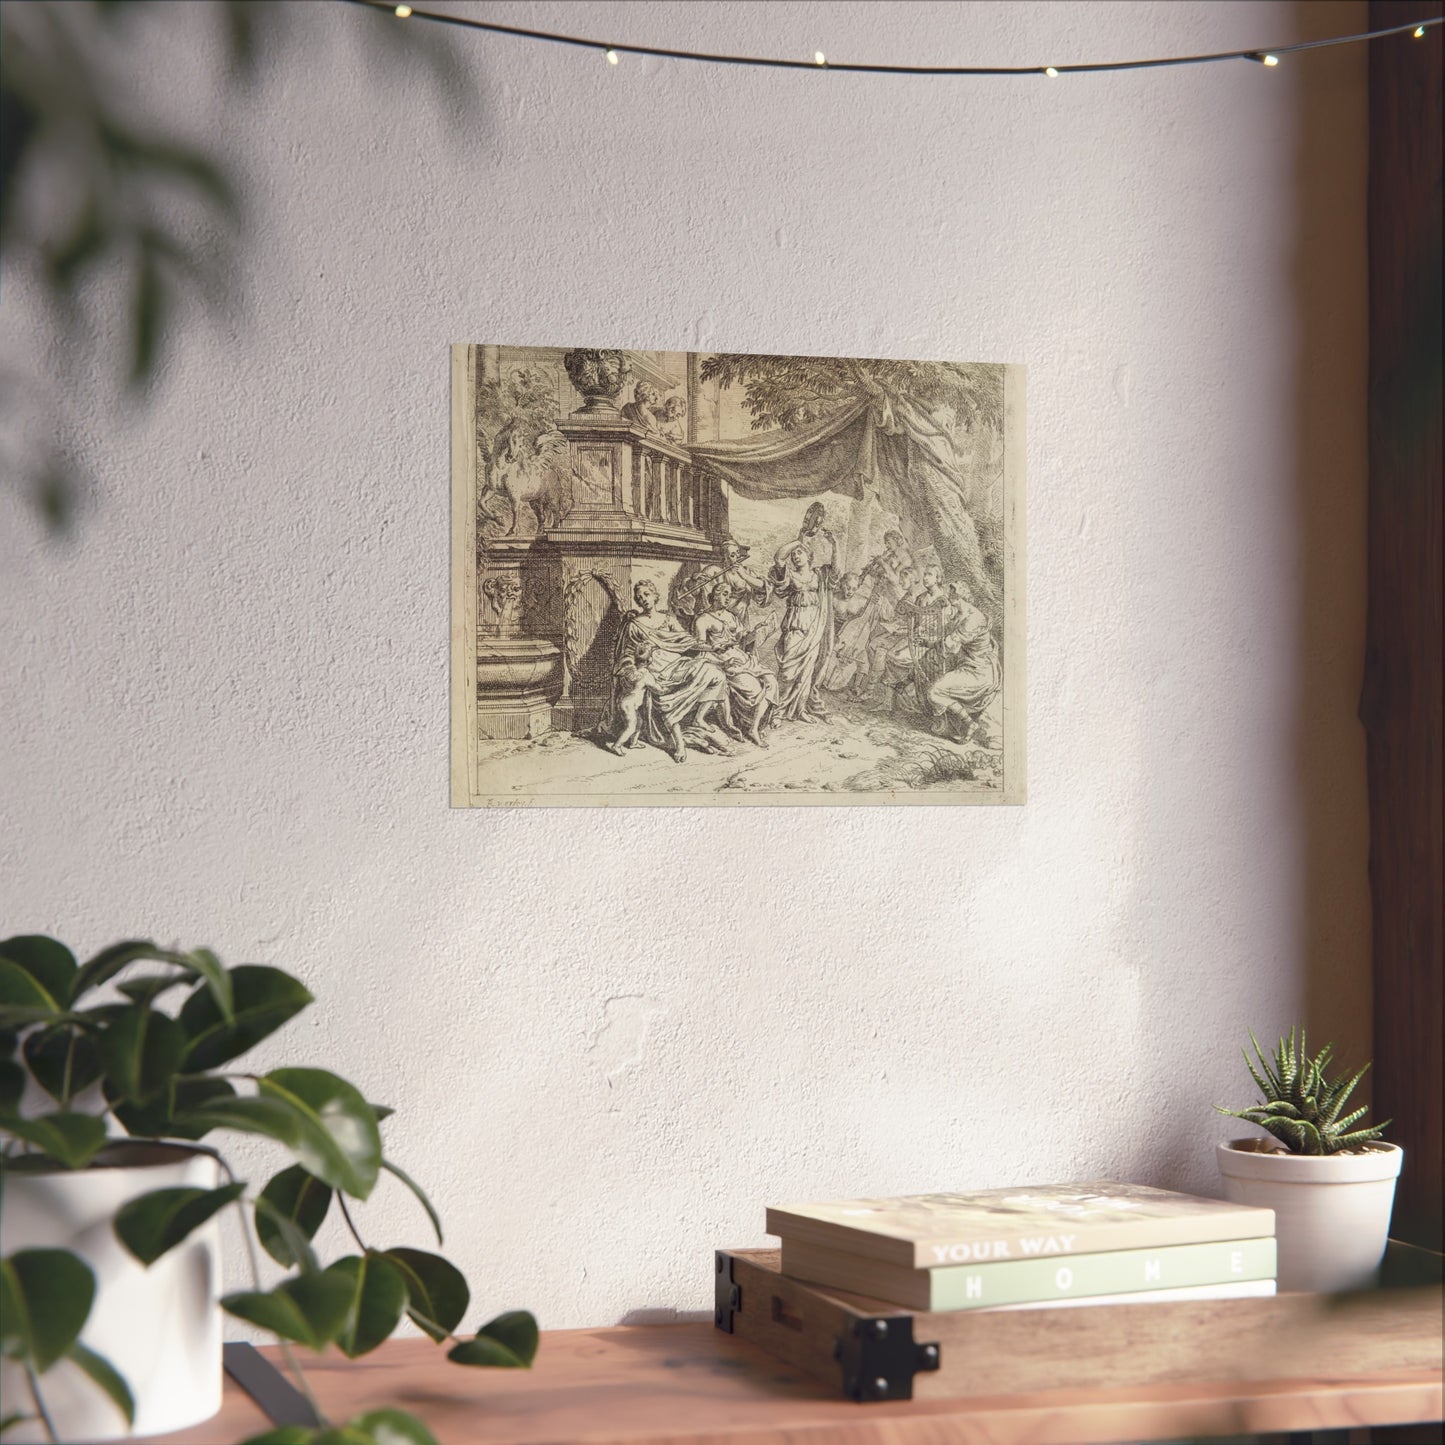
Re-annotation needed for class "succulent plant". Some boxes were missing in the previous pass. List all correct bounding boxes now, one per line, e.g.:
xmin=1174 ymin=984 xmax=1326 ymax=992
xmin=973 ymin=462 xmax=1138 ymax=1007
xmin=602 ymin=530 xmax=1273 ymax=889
xmin=1217 ymin=1025 xmax=1391 ymax=1156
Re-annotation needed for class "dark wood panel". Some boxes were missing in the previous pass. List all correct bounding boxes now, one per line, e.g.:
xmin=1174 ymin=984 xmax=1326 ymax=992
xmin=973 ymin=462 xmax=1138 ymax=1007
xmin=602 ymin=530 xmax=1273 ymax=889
xmin=1364 ymin=0 xmax=1444 ymax=1309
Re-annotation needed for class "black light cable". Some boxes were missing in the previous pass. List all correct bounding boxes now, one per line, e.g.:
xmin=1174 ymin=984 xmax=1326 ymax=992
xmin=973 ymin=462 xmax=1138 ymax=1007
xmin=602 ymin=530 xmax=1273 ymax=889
xmin=340 ymin=1 xmax=1441 ymax=79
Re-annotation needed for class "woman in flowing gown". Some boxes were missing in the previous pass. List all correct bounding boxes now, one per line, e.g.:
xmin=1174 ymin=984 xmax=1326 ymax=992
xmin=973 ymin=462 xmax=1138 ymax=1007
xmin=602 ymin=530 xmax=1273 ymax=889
xmin=693 ymin=580 xmax=777 ymax=745
xmin=770 ymin=541 xmax=832 ymax=722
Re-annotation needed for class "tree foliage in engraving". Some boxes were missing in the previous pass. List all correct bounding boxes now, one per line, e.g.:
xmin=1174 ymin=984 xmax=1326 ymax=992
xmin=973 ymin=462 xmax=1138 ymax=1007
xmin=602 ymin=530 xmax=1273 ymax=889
xmin=697 ymin=354 xmax=1004 ymax=435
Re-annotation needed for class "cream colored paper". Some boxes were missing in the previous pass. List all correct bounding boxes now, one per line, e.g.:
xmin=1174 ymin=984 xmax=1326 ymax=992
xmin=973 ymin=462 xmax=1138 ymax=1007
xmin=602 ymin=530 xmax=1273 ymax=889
xmin=451 ymin=345 xmax=1025 ymax=807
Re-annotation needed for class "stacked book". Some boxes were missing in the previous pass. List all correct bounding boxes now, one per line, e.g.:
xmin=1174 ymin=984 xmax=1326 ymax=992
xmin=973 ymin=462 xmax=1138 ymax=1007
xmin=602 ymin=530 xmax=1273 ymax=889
xmin=767 ymin=1181 xmax=1277 ymax=1312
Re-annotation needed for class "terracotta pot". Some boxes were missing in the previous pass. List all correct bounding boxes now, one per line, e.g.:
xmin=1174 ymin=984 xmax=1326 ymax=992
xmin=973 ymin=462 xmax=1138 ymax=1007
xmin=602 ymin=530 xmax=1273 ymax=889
xmin=0 ymin=1141 xmax=224 ymax=1441
xmin=1216 ymin=1137 xmax=1403 ymax=1293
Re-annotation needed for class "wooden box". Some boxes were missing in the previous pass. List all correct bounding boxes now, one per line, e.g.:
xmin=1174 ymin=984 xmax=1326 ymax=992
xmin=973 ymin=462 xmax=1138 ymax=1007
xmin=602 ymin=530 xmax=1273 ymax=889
xmin=715 ymin=1243 xmax=1445 ymax=1404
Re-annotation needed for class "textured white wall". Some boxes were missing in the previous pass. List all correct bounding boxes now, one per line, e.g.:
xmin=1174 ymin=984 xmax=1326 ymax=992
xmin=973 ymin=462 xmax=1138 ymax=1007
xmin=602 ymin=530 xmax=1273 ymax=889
xmin=0 ymin=1 xmax=1370 ymax=1330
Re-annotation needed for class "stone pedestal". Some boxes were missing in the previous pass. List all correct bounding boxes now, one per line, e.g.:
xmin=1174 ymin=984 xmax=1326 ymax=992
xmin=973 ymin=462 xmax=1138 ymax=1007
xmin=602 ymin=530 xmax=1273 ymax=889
xmin=475 ymin=378 xmax=729 ymax=740
xmin=537 ymin=416 xmax=726 ymax=733
xmin=475 ymin=546 xmax=563 ymax=740
xmin=476 ymin=636 xmax=561 ymax=740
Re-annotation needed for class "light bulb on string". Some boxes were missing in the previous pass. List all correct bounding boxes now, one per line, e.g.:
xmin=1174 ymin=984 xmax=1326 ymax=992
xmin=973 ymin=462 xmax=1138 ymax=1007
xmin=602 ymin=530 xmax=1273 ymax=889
xmin=339 ymin=3 xmax=1441 ymax=80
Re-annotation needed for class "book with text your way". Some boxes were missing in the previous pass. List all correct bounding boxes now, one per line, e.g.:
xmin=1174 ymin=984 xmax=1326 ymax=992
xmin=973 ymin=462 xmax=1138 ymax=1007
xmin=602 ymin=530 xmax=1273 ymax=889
xmin=766 ymin=1181 xmax=1275 ymax=1272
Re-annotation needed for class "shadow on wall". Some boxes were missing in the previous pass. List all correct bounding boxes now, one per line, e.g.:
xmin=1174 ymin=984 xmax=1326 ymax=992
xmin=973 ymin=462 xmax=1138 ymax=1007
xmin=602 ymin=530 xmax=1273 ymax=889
xmin=1132 ymin=0 xmax=1373 ymax=1196
xmin=0 ymin=0 xmax=474 ymax=533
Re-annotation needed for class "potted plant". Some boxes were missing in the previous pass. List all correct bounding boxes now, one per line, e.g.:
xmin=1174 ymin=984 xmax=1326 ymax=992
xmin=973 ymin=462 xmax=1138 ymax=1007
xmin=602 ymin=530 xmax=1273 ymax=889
xmin=0 ymin=934 xmax=537 ymax=1444
xmin=1215 ymin=1025 xmax=1402 ymax=1293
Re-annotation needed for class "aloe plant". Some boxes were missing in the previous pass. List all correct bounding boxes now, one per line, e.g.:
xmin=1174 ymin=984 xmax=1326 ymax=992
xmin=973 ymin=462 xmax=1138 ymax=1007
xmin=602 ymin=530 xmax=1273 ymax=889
xmin=0 ymin=935 xmax=537 ymax=1445
xmin=1217 ymin=1025 xmax=1391 ymax=1156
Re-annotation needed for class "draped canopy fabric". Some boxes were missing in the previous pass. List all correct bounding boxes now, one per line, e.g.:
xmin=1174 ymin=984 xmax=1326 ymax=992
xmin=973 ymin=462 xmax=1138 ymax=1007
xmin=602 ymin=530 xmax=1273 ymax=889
xmin=689 ymin=393 xmax=999 ymax=614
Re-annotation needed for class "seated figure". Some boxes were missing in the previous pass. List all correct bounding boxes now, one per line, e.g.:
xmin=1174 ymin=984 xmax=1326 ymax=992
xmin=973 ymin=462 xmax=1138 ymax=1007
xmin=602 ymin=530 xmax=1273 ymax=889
xmin=693 ymin=580 xmax=777 ymax=746
xmin=927 ymin=589 xmax=1002 ymax=746
xmin=605 ymin=580 xmax=733 ymax=762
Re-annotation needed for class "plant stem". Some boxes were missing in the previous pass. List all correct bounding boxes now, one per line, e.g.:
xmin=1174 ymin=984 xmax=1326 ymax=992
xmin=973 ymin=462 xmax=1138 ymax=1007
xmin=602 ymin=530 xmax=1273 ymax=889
xmin=336 ymin=1194 xmax=367 ymax=1253
xmin=60 ymin=1032 xmax=77 ymax=1109
xmin=218 ymin=1156 xmax=326 ymax=1427
xmin=334 ymin=1197 xmax=465 ymax=1349
xmin=24 ymin=1364 xmax=57 ymax=1444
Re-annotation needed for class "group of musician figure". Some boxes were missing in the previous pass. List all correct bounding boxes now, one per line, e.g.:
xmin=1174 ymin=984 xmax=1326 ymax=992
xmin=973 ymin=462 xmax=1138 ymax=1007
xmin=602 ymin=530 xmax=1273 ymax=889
xmin=600 ymin=503 xmax=1001 ymax=764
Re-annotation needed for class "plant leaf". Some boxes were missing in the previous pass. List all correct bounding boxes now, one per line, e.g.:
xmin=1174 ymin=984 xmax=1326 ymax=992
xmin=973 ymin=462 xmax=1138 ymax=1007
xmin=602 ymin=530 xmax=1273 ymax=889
xmin=0 ymin=1112 xmax=108 ymax=1168
xmin=72 ymin=941 xmax=183 ymax=1000
xmin=352 ymin=1408 xmax=441 ymax=1445
xmin=0 ymin=938 xmax=76 ymax=1008
xmin=382 ymin=1248 xmax=468 ymax=1342
xmin=67 ymin=1341 xmax=135 ymax=1426
xmin=447 ymin=1310 xmax=538 ymax=1368
xmin=327 ymin=1253 xmax=407 ymax=1359
xmin=23 ymin=1027 xmax=102 ymax=1102
xmin=0 ymin=960 xmax=60 ymax=1027
xmin=258 ymin=1070 xmax=381 ymax=1200
xmin=223 ymin=1272 xmax=353 ymax=1351
xmin=256 ymin=1165 xmax=332 ymax=1268
xmin=1333 ymin=1121 xmax=1392 ymax=1151
xmin=113 ymin=1182 xmax=245 ymax=1266
xmin=176 ymin=1085 xmax=377 ymax=1200
xmin=252 ymin=1196 xmax=321 ymax=1277
xmin=116 ymin=974 xmax=191 ymax=1007
xmin=98 ymin=1005 xmax=187 ymax=1103
xmin=106 ymin=1074 xmax=235 ymax=1141
xmin=380 ymin=1158 xmax=442 ymax=1246
xmin=182 ymin=948 xmax=233 ymax=1022
xmin=0 ymin=1060 xmax=25 ymax=1114
xmin=171 ymin=1094 xmax=309 ymax=1154
xmin=180 ymin=966 xmax=312 ymax=1071
xmin=0 ymin=1248 xmax=95 ymax=1371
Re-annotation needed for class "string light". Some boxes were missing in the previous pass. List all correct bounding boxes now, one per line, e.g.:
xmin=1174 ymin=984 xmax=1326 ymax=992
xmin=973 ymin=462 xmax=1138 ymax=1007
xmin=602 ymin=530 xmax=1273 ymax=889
xmin=340 ymin=2 xmax=1443 ymax=78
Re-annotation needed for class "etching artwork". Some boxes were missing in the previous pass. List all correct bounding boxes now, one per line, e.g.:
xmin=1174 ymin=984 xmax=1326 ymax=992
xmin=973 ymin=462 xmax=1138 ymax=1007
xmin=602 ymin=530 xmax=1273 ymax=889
xmin=450 ymin=345 xmax=1025 ymax=807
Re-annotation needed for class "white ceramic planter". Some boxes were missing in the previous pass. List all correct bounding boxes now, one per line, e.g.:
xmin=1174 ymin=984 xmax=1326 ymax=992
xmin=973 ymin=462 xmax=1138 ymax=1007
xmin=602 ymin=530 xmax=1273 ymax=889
xmin=0 ymin=1142 xmax=224 ymax=1442
xmin=1216 ymin=1137 xmax=1403 ymax=1293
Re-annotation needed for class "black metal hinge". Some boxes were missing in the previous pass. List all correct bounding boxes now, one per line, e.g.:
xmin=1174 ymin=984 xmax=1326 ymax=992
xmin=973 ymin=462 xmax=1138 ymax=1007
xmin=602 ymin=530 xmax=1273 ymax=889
xmin=714 ymin=1250 xmax=742 ymax=1332
xmin=833 ymin=1313 xmax=941 ymax=1402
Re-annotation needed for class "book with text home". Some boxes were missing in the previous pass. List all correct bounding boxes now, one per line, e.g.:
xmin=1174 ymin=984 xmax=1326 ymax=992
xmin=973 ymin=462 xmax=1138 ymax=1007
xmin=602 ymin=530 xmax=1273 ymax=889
xmin=779 ymin=1234 xmax=1278 ymax=1310
xmin=766 ymin=1181 xmax=1275 ymax=1270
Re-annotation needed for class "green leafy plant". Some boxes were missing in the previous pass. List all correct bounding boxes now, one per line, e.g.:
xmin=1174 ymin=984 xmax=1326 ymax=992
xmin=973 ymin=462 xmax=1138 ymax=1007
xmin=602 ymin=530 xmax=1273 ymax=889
xmin=1216 ymin=1025 xmax=1391 ymax=1156
xmin=0 ymin=935 xmax=536 ymax=1445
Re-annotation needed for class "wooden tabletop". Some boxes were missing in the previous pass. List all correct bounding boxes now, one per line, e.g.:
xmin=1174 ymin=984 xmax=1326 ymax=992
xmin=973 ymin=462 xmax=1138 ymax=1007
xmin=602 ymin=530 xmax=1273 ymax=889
xmin=150 ymin=1321 xmax=1444 ymax=1445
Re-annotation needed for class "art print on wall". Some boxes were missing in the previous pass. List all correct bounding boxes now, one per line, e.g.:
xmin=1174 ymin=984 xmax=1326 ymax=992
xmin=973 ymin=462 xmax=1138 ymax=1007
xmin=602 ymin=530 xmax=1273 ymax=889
xmin=450 ymin=345 xmax=1025 ymax=807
